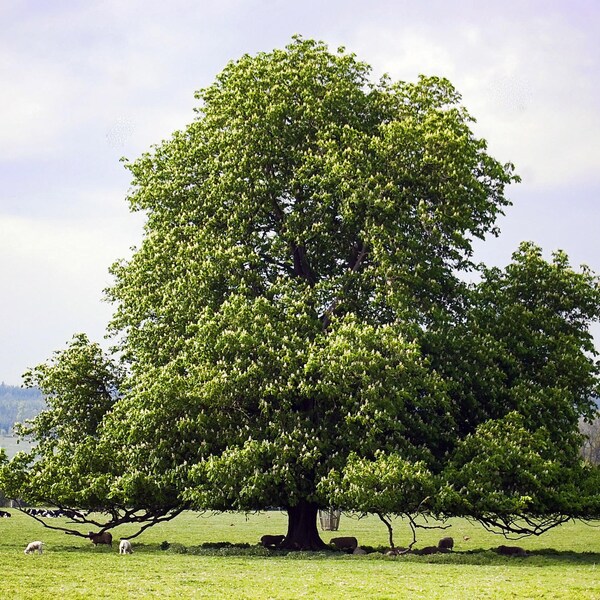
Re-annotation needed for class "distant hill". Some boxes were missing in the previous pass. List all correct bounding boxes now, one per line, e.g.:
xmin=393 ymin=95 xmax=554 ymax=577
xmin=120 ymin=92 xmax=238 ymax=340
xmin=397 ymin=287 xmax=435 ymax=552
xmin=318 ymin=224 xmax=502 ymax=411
xmin=0 ymin=383 xmax=45 ymax=434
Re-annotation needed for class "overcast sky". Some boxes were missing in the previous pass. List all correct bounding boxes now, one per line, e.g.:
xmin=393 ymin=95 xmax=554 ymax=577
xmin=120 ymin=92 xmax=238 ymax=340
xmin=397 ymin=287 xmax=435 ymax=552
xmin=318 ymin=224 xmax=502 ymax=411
xmin=1 ymin=0 xmax=599 ymax=385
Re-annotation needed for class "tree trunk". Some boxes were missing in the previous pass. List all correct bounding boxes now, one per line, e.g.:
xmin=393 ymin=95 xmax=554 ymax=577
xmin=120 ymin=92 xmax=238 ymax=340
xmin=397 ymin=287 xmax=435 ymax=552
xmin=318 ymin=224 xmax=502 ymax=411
xmin=281 ymin=500 xmax=328 ymax=550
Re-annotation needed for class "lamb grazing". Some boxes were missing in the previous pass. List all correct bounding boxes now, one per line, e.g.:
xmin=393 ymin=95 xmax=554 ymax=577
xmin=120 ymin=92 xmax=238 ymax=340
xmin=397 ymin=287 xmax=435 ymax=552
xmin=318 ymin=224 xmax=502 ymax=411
xmin=24 ymin=541 xmax=43 ymax=554
xmin=330 ymin=536 xmax=358 ymax=552
xmin=495 ymin=545 xmax=528 ymax=557
xmin=119 ymin=539 xmax=133 ymax=554
xmin=89 ymin=531 xmax=113 ymax=547
xmin=260 ymin=534 xmax=285 ymax=549
xmin=437 ymin=536 xmax=454 ymax=552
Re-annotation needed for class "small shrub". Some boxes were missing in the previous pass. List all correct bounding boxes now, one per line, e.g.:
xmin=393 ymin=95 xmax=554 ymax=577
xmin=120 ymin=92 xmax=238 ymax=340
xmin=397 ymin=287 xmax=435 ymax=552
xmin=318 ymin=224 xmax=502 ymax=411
xmin=167 ymin=543 xmax=187 ymax=554
xmin=187 ymin=544 xmax=271 ymax=557
xmin=199 ymin=541 xmax=251 ymax=549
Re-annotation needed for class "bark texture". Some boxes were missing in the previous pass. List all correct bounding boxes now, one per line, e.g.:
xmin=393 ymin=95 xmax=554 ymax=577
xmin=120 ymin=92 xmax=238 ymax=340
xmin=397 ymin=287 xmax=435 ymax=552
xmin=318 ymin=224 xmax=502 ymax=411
xmin=281 ymin=500 xmax=328 ymax=550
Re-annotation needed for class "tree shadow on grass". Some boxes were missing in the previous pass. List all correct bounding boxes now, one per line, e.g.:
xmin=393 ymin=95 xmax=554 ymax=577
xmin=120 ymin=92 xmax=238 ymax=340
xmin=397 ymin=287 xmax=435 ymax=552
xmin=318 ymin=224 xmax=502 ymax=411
xmin=444 ymin=548 xmax=600 ymax=567
xmin=148 ymin=543 xmax=600 ymax=564
xmin=42 ymin=542 xmax=600 ymax=564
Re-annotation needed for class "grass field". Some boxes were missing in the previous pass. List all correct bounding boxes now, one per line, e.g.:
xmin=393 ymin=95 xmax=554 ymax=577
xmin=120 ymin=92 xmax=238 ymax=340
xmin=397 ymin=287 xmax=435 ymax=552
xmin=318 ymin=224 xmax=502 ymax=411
xmin=1 ymin=509 xmax=599 ymax=599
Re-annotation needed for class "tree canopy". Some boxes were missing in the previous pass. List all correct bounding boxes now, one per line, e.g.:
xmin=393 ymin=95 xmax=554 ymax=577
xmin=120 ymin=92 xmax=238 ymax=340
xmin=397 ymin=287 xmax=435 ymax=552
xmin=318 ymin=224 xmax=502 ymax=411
xmin=2 ymin=37 xmax=599 ymax=549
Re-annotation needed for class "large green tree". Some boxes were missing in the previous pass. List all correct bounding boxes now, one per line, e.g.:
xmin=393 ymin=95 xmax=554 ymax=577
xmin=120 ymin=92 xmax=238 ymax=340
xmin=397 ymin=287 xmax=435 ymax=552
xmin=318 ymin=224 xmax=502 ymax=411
xmin=3 ymin=37 xmax=599 ymax=548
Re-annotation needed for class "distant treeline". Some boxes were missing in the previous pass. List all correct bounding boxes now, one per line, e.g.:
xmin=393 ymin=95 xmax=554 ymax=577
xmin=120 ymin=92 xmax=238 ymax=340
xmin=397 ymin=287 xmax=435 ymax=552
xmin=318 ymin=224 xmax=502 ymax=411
xmin=0 ymin=383 xmax=45 ymax=434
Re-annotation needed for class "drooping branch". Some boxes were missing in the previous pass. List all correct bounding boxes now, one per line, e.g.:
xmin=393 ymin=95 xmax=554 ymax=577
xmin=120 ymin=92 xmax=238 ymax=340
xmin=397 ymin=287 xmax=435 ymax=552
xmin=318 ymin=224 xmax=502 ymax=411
xmin=375 ymin=504 xmax=451 ymax=554
xmin=121 ymin=506 xmax=189 ymax=540
xmin=403 ymin=513 xmax=451 ymax=551
xmin=476 ymin=514 xmax=572 ymax=539
xmin=14 ymin=500 xmax=188 ymax=539
xmin=15 ymin=507 xmax=89 ymax=538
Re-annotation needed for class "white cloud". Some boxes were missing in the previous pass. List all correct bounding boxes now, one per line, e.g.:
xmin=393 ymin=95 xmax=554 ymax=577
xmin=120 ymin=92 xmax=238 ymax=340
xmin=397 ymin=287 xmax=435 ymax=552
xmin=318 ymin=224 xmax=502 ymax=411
xmin=1 ymin=0 xmax=599 ymax=383
xmin=348 ymin=12 xmax=600 ymax=188
xmin=0 ymin=203 xmax=142 ymax=384
xmin=0 ymin=2 xmax=206 ymax=161
xmin=0 ymin=198 xmax=141 ymax=279
xmin=0 ymin=54 xmax=81 ymax=159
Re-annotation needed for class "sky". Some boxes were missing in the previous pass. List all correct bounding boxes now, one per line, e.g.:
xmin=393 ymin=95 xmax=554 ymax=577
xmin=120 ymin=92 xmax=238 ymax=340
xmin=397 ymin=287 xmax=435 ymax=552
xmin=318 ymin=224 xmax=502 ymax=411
xmin=1 ymin=0 xmax=599 ymax=385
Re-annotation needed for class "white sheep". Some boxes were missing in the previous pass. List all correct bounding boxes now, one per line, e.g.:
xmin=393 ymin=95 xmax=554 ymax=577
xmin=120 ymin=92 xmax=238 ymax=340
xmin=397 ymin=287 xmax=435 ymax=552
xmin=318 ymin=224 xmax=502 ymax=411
xmin=24 ymin=541 xmax=43 ymax=554
xmin=119 ymin=539 xmax=133 ymax=554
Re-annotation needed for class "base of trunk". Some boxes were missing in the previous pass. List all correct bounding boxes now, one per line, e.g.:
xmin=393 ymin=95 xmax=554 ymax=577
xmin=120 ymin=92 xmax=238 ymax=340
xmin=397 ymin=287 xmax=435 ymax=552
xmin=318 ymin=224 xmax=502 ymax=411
xmin=280 ymin=500 xmax=328 ymax=551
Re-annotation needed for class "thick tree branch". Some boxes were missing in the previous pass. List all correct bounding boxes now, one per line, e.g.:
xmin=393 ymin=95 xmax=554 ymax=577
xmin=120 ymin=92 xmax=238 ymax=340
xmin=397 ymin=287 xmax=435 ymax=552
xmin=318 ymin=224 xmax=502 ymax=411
xmin=477 ymin=514 xmax=571 ymax=539
xmin=14 ymin=501 xmax=188 ymax=539
xmin=15 ymin=508 xmax=89 ymax=538
xmin=291 ymin=244 xmax=317 ymax=285
xmin=406 ymin=514 xmax=419 ymax=551
xmin=321 ymin=242 xmax=368 ymax=330
xmin=269 ymin=191 xmax=317 ymax=286
xmin=376 ymin=511 xmax=396 ymax=551
xmin=121 ymin=507 xmax=188 ymax=540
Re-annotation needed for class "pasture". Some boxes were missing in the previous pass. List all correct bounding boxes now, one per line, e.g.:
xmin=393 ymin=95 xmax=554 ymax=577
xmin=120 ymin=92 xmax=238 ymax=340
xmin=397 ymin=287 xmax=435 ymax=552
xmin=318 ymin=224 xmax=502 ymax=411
xmin=1 ymin=510 xmax=599 ymax=599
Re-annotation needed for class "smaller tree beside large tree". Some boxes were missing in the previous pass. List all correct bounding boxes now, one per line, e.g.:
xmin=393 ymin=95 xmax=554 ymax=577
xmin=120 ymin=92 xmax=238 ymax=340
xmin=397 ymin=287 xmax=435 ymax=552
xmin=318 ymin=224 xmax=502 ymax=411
xmin=0 ymin=335 xmax=186 ymax=537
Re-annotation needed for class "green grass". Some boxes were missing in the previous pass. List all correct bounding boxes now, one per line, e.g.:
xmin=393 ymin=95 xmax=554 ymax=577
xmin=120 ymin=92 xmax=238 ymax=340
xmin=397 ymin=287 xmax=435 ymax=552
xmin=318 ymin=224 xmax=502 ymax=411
xmin=1 ymin=510 xmax=599 ymax=599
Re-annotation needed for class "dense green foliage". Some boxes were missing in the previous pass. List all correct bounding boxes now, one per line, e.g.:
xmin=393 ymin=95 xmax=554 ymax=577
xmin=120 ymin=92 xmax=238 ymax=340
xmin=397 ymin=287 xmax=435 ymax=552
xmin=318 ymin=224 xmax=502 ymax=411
xmin=1 ymin=335 xmax=184 ymax=532
xmin=2 ymin=37 xmax=599 ymax=547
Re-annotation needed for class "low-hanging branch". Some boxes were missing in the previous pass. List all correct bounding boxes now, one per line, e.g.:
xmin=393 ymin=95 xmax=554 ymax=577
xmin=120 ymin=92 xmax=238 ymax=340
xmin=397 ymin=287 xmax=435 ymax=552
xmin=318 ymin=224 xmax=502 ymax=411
xmin=375 ymin=497 xmax=451 ymax=554
xmin=476 ymin=514 xmax=572 ymax=539
xmin=14 ymin=500 xmax=188 ymax=539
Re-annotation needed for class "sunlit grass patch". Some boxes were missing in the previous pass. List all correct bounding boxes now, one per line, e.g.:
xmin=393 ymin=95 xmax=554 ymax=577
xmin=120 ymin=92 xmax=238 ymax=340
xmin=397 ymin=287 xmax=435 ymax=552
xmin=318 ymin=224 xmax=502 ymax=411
xmin=1 ymin=510 xmax=599 ymax=599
